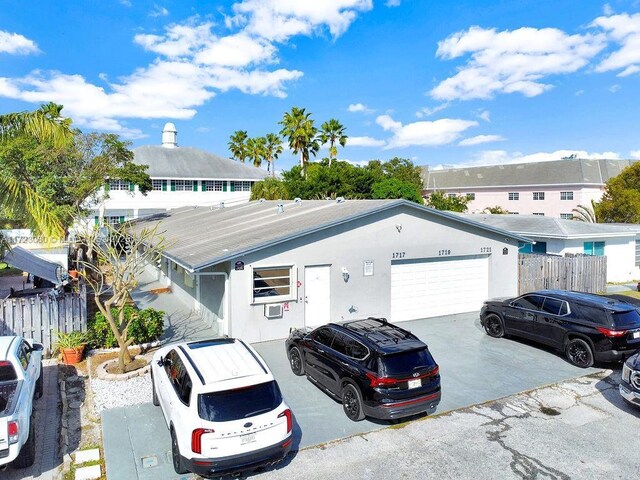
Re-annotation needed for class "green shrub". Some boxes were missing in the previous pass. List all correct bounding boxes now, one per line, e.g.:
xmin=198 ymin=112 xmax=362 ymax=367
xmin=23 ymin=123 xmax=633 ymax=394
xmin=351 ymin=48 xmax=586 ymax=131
xmin=88 ymin=306 xmax=165 ymax=349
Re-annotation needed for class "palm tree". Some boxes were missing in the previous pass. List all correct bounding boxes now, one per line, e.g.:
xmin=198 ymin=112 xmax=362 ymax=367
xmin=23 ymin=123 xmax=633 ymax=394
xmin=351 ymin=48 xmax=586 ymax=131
xmin=264 ymin=133 xmax=283 ymax=177
xmin=246 ymin=136 xmax=266 ymax=168
xmin=319 ymin=118 xmax=347 ymax=167
xmin=0 ymin=102 xmax=73 ymax=148
xmin=228 ymin=130 xmax=249 ymax=163
xmin=572 ymin=203 xmax=597 ymax=223
xmin=279 ymin=107 xmax=319 ymax=177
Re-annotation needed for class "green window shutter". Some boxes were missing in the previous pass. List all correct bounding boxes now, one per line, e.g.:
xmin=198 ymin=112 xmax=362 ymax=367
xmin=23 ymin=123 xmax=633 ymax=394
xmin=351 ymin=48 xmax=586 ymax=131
xmin=201 ymin=181 xmax=207 ymax=192
xmin=193 ymin=181 xmax=198 ymax=192
xmin=170 ymin=180 xmax=176 ymax=192
xmin=94 ymin=216 xmax=99 ymax=226
xmin=230 ymin=181 xmax=235 ymax=192
xmin=129 ymin=182 xmax=135 ymax=192
xmin=162 ymin=180 xmax=167 ymax=191
xmin=222 ymin=181 xmax=228 ymax=192
xmin=119 ymin=216 xmax=125 ymax=223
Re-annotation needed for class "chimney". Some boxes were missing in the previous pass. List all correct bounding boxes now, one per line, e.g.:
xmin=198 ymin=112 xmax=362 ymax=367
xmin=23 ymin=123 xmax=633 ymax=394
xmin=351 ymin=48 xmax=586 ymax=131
xmin=162 ymin=122 xmax=178 ymax=148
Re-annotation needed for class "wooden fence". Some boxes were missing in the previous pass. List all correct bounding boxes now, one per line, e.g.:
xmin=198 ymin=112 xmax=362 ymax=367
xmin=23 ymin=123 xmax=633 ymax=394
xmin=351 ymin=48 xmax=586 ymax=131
xmin=0 ymin=284 xmax=87 ymax=354
xmin=518 ymin=253 xmax=607 ymax=294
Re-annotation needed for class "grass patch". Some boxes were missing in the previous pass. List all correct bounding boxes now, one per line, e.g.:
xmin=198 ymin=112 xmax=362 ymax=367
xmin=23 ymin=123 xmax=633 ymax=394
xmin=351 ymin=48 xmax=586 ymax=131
xmin=613 ymin=290 xmax=640 ymax=300
xmin=0 ymin=263 xmax=22 ymax=277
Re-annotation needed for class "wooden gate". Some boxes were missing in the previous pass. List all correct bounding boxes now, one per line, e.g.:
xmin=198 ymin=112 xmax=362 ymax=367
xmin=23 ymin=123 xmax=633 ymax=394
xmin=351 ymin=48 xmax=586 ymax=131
xmin=518 ymin=253 xmax=607 ymax=294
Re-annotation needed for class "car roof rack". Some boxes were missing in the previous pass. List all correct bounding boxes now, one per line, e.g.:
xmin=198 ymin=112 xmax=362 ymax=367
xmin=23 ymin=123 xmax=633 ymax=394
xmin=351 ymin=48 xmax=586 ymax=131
xmin=342 ymin=317 xmax=414 ymax=346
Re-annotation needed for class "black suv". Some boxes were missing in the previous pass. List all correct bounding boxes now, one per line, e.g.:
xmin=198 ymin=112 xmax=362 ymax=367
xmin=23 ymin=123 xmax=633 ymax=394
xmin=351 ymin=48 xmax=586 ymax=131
xmin=620 ymin=350 xmax=640 ymax=407
xmin=285 ymin=317 xmax=441 ymax=421
xmin=480 ymin=290 xmax=640 ymax=368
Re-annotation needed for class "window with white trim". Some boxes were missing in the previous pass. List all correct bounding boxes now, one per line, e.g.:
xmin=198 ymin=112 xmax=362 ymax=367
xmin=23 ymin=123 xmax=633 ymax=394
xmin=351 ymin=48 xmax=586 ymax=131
xmin=109 ymin=179 xmax=130 ymax=191
xmin=252 ymin=266 xmax=296 ymax=303
xmin=174 ymin=180 xmax=194 ymax=191
xmin=560 ymin=191 xmax=574 ymax=200
xmin=105 ymin=216 xmax=125 ymax=226
xmin=508 ymin=212 xmax=519 ymax=214
xmin=533 ymin=192 xmax=545 ymax=200
xmin=467 ymin=193 xmax=475 ymax=200
xmin=233 ymin=181 xmax=252 ymax=192
xmin=533 ymin=212 xmax=545 ymax=216
xmin=203 ymin=180 xmax=224 ymax=192
xmin=152 ymin=179 xmax=165 ymax=191
xmin=508 ymin=192 xmax=519 ymax=201
xmin=560 ymin=213 xmax=573 ymax=220
xmin=447 ymin=193 xmax=457 ymax=198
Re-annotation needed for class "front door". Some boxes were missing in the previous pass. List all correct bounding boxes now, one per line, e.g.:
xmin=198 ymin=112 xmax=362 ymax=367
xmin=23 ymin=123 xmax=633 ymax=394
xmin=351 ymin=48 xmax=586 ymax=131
xmin=305 ymin=265 xmax=331 ymax=327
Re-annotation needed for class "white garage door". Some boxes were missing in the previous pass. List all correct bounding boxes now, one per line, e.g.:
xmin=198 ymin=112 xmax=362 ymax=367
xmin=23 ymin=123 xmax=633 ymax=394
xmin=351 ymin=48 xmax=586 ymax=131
xmin=390 ymin=256 xmax=489 ymax=322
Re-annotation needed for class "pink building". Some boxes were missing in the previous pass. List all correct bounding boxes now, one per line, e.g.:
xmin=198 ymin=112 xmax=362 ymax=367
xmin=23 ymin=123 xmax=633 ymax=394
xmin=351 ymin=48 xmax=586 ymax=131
xmin=422 ymin=158 xmax=637 ymax=218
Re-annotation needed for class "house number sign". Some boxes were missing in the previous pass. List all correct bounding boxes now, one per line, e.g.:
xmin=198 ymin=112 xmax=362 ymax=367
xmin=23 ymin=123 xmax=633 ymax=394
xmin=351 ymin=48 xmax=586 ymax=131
xmin=392 ymin=252 xmax=406 ymax=259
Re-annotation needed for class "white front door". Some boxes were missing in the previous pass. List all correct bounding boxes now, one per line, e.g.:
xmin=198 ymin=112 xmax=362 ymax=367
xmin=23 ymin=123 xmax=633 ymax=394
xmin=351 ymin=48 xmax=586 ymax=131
xmin=305 ymin=265 xmax=331 ymax=327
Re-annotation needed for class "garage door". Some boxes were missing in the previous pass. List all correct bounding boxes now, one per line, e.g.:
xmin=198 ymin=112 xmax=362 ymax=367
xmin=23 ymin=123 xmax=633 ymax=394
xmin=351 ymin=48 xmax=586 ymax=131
xmin=390 ymin=255 xmax=489 ymax=322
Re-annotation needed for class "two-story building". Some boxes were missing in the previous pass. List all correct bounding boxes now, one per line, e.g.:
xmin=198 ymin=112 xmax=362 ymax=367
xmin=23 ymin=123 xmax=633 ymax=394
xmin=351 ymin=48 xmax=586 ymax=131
xmin=92 ymin=123 xmax=268 ymax=225
xmin=422 ymin=158 xmax=638 ymax=218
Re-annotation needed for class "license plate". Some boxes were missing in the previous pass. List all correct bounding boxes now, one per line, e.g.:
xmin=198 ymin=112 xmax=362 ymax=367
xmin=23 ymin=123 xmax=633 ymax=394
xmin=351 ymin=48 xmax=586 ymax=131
xmin=407 ymin=379 xmax=421 ymax=389
xmin=240 ymin=433 xmax=256 ymax=445
xmin=633 ymin=331 xmax=640 ymax=339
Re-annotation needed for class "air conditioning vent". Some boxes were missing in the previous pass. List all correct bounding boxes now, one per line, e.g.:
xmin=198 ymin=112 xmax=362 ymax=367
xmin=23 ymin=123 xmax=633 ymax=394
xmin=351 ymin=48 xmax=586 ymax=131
xmin=264 ymin=303 xmax=283 ymax=319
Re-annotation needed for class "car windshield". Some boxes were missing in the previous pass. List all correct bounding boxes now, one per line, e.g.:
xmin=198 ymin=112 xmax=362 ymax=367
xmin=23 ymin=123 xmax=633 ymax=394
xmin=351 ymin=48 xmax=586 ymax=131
xmin=0 ymin=361 xmax=17 ymax=382
xmin=379 ymin=348 xmax=435 ymax=377
xmin=198 ymin=381 xmax=282 ymax=422
xmin=611 ymin=309 xmax=640 ymax=328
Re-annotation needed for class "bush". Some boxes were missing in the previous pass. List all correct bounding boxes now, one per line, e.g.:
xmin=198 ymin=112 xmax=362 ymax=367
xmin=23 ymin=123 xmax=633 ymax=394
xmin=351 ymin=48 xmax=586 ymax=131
xmin=88 ymin=306 xmax=165 ymax=349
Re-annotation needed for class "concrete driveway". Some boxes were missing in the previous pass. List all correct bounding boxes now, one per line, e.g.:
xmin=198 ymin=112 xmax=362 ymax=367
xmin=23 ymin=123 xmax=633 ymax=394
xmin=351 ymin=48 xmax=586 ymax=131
xmin=102 ymin=312 xmax=600 ymax=479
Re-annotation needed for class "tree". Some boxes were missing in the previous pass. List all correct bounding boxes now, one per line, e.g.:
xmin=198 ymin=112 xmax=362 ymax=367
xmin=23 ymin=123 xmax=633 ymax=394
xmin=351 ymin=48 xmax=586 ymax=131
xmin=78 ymin=222 xmax=168 ymax=372
xmin=425 ymin=191 xmax=472 ymax=212
xmin=0 ymin=102 xmax=73 ymax=148
xmin=572 ymin=203 xmax=597 ymax=223
xmin=483 ymin=206 xmax=509 ymax=214
xmin=371 ymin=178 xmax=423 ymax=204
xmin=0 ymin=232 xmax=9 ymax=261
xmin=318 ymin=119 xmax=347 ymax=167
xmin=246 ymin=136 xmax=266 ymax=168
xmin=250 ymin=177 xmax=289 ymax=200
xmin=367 ymin=158 xmax=423 ymax=191
xmin=228 ymin=130 xmax=249 ymax=163
xmin=595 ymin=162 xmax=640 ymax=223
xmin=264 ymin=133 xmax=283 ymax=176
xmin=279 ymin=107 xmax=319 ymax=177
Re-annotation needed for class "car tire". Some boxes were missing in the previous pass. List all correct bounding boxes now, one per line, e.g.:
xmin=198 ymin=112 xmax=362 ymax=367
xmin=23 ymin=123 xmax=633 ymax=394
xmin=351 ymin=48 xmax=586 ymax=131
xmin=288 ymin=347 xmax=305 ymax=376
xmin=342 ymin=383 xmax=365 ymax=422
xmin=151 ymin=370 xmax=159 ymax=407
xmin=483 ymin=314 xmax=505 ymax=338
xmin=565 ymin=338 xmax=594 ymax=368
xmin=13 ymin=413 xmax=36 ymax=468
xmin=170 ymin=427 xmax=188 ymax=475
xmin=35 ymin=364 xmax=43 ymax=399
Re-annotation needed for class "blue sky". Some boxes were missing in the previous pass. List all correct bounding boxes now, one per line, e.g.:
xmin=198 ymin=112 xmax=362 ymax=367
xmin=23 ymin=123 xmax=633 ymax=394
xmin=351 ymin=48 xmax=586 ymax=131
xmin=1 ymin=0 xmax=640 ymax=171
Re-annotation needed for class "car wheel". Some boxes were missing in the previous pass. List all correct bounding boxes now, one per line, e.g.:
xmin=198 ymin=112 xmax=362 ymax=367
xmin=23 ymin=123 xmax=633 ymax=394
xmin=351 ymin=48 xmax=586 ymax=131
xmin=288 ymin=347 xmax=305 ymax=376
xmin=483 ymin=314 xmax=505 ymax=338
xmin=151 ymin=370 xmax=159 ymax=406
xmin=170 ymin=427 xmax=188 ymax=475
xmin=565 ymin=338 xmax=594 ymax=368
xmin=342 ymin=383 xmax=365 ymax=422
xmin=35 ymin=364 xmax=43 ymax=399
xmin=13 ymin=413 xmax=36 ymax=468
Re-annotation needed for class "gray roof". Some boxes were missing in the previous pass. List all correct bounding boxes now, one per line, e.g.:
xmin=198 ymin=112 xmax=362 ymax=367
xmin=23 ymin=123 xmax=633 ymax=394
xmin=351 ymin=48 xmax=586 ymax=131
xmin=132 ymin=200 xmax=531 ymax=272
xmin=457 ymin=214 xmax=638 ymax=239
xmin=2 ymin=246 xmax=64 ymax=285
xmin=133 ymin=145 xmax=269 ymax=180
xmin=422 ymin=159 xmax=638 ymax=190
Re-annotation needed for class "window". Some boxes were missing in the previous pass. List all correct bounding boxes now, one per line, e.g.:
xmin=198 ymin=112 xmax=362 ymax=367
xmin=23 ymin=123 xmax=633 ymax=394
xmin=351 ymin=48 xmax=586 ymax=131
xmin=203 ymin=180 xmax=224 ymax=192
xmin=508 ymin=212 xmax=519 ymax=215
xmin=172 ymin=180 xmax=195 ymax=191
xmin=466 ymin=193 xmax=476 ymax=200
xmin=17 ymin=342 xmax=29 ymax=371
xmin=312 ymin=328 xmax=334 ymax=347
xmin=518 ymin=241 xmax=547 ymax=254
xmin=584 ymin=241 xmax=605 ymax=256
xmin=636 ymin=239 xmax=640 ymax=267
xmin=164 ymin=350 xmax=192 ymax=405
xmin=104 ymin=216 xmax=125 ymax=226
xmin=198 ymin=381 xmax=282 ymax=422
xmin=560 ymin=191 xmax=574 ymax=200
xmin=541 ymin=298 xmax=569 ymax=316
xmin=379 ymin=348 xmax=435 ymax=376
xmin=331 ymin=332 xmax=369 ymax=360
xmin=152 ymin=179 xmax=167 ymax=191
xmin=533 ymin=192 xmax=545 ymax=200
xmin=532 ymin=213 xmax=545 ymax=216
xmin=252 ymin=266 xmax=295 ymax=303
xmin=573 ymin=304 xmax=607 ymax=325
xmin=508 ymin=192 xmax=519 ymax=201
xmin=232 ymin=181 xmax=252 ymax=192
xmin=560 ymin=213 xmax=573 ymax=220
xmin=109 ymin=179 xmax=131 ymax=191
xmin=447 ymin=193 xmax=457 ymax=198
xmin=512 ymin=295 xmax=545 ymax=311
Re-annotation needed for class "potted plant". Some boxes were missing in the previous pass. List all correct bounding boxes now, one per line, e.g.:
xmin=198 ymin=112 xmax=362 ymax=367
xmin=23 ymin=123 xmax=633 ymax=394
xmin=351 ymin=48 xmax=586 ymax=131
xmin=53 ymin=330 xmax=88 ymax=365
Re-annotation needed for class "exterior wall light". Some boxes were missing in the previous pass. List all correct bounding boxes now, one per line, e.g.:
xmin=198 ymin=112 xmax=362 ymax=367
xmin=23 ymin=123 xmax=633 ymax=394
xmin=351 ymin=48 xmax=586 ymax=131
xmin=341 ymin=267 xmax=350 ymax=282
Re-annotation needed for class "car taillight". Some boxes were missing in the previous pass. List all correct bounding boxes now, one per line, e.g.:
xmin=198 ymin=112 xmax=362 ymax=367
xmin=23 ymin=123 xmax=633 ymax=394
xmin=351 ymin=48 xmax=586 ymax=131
xmin=597 ymin=327 xmax=628 ymax=338
xmin=366 ymin=373 xmax=399 ymax=388
xmin=8 ymin=421 xmax=18 ymax=444
xmin=278 ymin=409 xmax=292 ymax=433
xmin=429 ymin=365 xmax=440 ymax=376
xmin=191 ymin=428 xmax=214 ymax=454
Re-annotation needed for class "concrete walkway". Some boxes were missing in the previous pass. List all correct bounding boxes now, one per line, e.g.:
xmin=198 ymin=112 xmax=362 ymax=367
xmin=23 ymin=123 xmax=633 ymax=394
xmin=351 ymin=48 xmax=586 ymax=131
xmin=130 ymin=269 xmax=216 ymax=344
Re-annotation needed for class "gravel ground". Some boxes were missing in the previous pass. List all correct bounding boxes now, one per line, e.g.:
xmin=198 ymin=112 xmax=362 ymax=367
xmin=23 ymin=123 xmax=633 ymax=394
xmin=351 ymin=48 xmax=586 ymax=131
xmin=91 ymin=373 xmax=152 ymax=414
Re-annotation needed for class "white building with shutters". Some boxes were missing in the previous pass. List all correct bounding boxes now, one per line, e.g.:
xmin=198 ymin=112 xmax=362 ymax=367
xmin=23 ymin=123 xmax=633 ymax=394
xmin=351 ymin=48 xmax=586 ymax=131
xmin=92 ymin=123 xmax=268 ymax=226
xmin=133 ymin=199 xmax=530 ymax=343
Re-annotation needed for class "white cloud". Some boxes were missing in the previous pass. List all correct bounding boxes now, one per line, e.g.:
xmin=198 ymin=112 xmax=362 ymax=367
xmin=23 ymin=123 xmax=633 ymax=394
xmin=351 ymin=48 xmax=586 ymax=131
xmin=478 ymin=109 xmax=491 ymax=122
xmin=593 ymin=13 xmax=640 ymax=77
xmin=150 ymin=5 xmax=169 ymax=17
xmin=0 ymin=31 xmax=40 ymax=55
xmin=575 ymin=89 xmax=584 ymax=96
xmin=434 ymin=149 xmax=621 ymax=169
xmin=610 ymin=83 xmax=621 ymax=92
xmin=431 ymin=26 xmax=606 ymax=101
xmin=630 ymin=150 xmax=640 ymax=159
xmin=348 ymin=136 xmax=386 ymax=147
xmin=458 ymin=134 xmax=505 ymax=146
xmin=415 ymin=103 xmax=448 ymax=118
xmin=603 ymin=4 xmax=614 ymax=16
xmin=376 ymin=114 xmax=478 ymax=149
xmin=347 ymin=102 xmax=373 ymax=114
xmin=385 ymin=0 xmax=401 ymax=7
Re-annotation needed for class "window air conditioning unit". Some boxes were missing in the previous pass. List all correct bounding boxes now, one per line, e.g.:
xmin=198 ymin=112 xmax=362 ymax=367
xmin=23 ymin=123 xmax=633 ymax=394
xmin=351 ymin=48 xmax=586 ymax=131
xmin=264 ymin=303 xmax=283 ymax=319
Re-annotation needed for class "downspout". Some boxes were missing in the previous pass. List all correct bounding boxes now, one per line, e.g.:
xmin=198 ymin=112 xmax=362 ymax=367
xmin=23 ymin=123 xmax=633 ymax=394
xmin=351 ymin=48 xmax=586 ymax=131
xmin=194 ymin=271 xmax=231 ymax=337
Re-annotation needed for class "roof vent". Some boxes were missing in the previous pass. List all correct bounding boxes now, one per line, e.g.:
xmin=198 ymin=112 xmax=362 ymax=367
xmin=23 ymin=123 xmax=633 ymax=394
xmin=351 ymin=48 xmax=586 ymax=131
xmin=219 ymin=201 xmax=225 ymax=208
xmin=277 ymin=203 xmax=284 ymax=214
xmin=294 ymin=198 xmax=302 ymax=205
xmin=162 ymin=122 xmax=178 ymax=148
xmin=336 ymin=197 xmax=345 ymax=203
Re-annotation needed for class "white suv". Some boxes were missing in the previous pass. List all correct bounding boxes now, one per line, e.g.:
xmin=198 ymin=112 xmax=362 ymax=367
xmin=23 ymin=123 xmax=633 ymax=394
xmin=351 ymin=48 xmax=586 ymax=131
xmin=151 ymin=337 xmax=293 ymax=477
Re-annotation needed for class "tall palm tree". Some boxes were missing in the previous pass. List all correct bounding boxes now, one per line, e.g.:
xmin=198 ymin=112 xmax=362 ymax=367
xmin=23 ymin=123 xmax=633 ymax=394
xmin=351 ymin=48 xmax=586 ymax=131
xmin=319 ymin=118 xmax=347 ymax=167
xmin=246 ymin=136 xmax=266 ymax=168
xmin=264 ymin=133 xmax=283 ymax=177
xmin=228 ymin=130 xmax=249 ymax=163
xmin=572 ymin=203 xmax=598 ymax=223
xmin=279 ymin=107 xmax=319 ymax=177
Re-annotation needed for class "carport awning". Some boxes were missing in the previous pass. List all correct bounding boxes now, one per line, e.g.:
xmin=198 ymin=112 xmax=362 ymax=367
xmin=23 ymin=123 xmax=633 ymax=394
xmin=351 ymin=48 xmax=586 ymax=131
xmin=2 ymin=246 xmax=64 ymax=285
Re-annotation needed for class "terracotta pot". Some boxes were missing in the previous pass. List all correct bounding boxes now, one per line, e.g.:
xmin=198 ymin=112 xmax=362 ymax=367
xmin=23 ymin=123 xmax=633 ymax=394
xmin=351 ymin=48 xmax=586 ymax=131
xmin=61 ymin=346 xmax=85 ymax=365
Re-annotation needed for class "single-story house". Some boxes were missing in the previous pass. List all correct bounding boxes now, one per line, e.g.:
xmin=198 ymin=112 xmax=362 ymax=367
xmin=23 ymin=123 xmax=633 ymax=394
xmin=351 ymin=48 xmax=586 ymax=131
xmin=133 ymin=199 xmax=530 ymax=343
xmin=458 ymin=214 xmax=640 ymax=283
